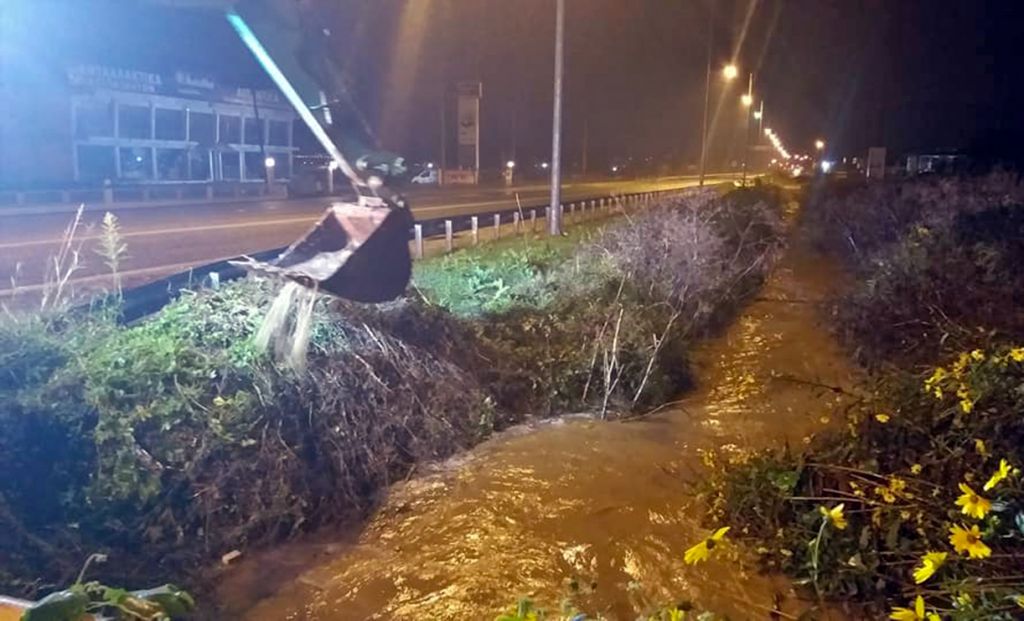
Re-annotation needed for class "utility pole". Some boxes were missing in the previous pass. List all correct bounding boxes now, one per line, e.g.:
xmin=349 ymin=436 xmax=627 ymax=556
xmin=581 ymin=115 xmax=589 ymax=177
xmin=439 ymin=91 xmax=447 ymax=173
xmin=549 ymin=0 xmax=565 ymax=236
xmin=698 ymin=0 xmax=715 ymax=187
xmin=741 ymin=72 xmax=752 ymax=186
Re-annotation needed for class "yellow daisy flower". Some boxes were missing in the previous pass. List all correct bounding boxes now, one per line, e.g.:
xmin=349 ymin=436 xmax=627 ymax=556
xmin=819 ymin=503 xmax=847 ymax=530
xmin=949 ymin=523 xmax=991 ymax=559
xmin=956 ymin=482 xmax=991 ymax=519
xmin=890 ymin=595 xmax=940 ymax=621
xmin=684 ymin=526 xmax=730 ymax=565
xmin=975 ymin=438 xmax=989 ymax=456
xmin=875 ymin=413 xmax=891 ymax=423
xmin=912 ymin=551 xmax=948 ymax=584
xmin=983 ymin=458 xmax=1012 ymax=491
xmin=1009 ymin=347 xmax=1024 ymax=363
xmin=970 ymin=349 xmax=985 ymax=361
xmin=960 ymin=398 xmax=974 ymax=414
xmin=910 ymin=464 xmax=923 ymax=475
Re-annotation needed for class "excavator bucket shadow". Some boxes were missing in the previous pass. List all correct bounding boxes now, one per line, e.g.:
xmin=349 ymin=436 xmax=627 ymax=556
xmin=235 ymin=200 xmax=413 ymax=303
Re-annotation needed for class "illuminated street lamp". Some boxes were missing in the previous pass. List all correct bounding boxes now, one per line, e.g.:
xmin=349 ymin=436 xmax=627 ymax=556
xmin=264 ymin=156 xmax=276 ymax=186
xmin=753 ymin=109 xmax=762 ymax=120
xmin=506 ymin=160 xmax=516 ymax=169
xmin=815 ymin=139 xmax=826 ymax=150
xmin=741 ymin=93 xmax=753 ymax=107
xmin=722 ymin=63 xmax=738 ymax=80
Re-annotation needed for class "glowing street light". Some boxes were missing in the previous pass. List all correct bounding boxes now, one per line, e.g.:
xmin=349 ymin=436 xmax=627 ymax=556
xmin=815 ymin=139 xmax=826 ymax=150
xmin=722 ymin=63 xmax=738 ymax=80
xmin=506 ymin=160 xmax=516 ymax=169
xmin=264 ymin=156 xmax=276 ymax=168
xmin=753 ymin=109 xmax=762 ymax=120
xmin=741 ymin=93 xmax=753 ymax=107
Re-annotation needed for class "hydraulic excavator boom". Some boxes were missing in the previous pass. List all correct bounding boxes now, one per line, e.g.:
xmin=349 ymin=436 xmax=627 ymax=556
xmin=153 ymin=0 xmax=413 ymax=302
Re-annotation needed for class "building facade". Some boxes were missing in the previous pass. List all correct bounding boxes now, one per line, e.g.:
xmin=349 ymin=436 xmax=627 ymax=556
xmin=69 ymin=65 xmax=297 ymax=185
xmin=0 ymin=62 xmax=298 ymax=188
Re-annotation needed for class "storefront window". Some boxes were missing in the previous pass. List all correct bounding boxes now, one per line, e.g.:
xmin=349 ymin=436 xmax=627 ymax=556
xmin=268 ymin=120 xmax=289 ymax=146
xmin=244 ymin=151 xmax=265 ymax=180
xmin=119 ymin=147 xmax=153 ymax=180
xmin=219 ymin=115 xmax=241 ymax=144
xmin=244 ymin=118 xmax=264 ymax=145
xmin=188 ymin=148 xmax=211 ymax=180
xmin=220 ymin=151 xmax=241 ymax=180
xmin=156 ymin=148 xmax=187 ymax=180
xmin=189 ymin=111 xmax=215 ymax=144
xmin=118 ymin=104 xmax=151 ymax=139
xmin=155 ymin=108 xmax=186 ymax=141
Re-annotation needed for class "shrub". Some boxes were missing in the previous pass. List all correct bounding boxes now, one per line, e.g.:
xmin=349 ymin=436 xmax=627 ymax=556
xmin=801 ymin=174 xmax=1024 ymax=366
xmin=705 ymin=346 xmax=1024 ymax=619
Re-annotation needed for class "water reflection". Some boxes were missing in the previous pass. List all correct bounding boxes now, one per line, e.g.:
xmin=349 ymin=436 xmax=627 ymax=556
xmin=233 ymin=240 xmax=856 ymax=620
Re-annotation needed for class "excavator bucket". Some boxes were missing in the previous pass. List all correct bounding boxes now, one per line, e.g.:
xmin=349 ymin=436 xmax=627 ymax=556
xmin=236 ymin=200 xmax=413 ymax=302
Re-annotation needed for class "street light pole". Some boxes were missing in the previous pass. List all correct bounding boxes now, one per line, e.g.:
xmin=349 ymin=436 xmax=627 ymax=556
xmin=548 ymin=0 xmax=565 ymax=236
xmin=741 ymin=72 xmax=753 ymax=186
xmin=698 ymin=0 xmax=715 ymax=187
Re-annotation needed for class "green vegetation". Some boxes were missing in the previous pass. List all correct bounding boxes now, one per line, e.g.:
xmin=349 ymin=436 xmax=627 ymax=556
xmin=0 ymin=186 xmax=784 ymax=606
xmin=704 ymin=175 xmax=1024 ymax=619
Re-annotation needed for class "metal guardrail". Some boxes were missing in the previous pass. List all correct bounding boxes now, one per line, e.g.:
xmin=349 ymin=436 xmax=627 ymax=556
xmin=104 ymin=185 xmax=703 ymax=323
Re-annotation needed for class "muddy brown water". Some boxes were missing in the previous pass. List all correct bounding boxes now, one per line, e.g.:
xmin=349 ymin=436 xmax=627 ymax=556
xmin=219 ymin=232 xmax=858 ymax=620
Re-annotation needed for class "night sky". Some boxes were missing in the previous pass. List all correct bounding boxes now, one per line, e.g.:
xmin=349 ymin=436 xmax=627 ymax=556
xmin=15 ymin=0 xmax=1024 ymax=168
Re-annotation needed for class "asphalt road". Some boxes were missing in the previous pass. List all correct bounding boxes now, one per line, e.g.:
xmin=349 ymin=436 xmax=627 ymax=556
xmin=0 ymin=174 xmax=732 ymax=299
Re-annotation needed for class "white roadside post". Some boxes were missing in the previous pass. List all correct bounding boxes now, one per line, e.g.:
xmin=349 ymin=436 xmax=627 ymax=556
xmin=414 ymin=224 xmax=424 ymax=259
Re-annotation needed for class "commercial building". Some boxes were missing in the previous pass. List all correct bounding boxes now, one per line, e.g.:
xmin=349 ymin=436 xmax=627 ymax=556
xmin=0 ymin=62 xmax=297 ymax=189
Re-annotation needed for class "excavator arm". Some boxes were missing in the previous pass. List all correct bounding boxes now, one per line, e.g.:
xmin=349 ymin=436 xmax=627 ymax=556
xmin=152 ymin=0 xmax=405 ymax=184
xmin=153 ymin=0 xmax=413 ymax=302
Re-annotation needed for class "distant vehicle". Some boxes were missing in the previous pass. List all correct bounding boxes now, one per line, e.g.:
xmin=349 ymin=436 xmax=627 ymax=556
xmin=410 ymin=168 xmax=439 ymax=185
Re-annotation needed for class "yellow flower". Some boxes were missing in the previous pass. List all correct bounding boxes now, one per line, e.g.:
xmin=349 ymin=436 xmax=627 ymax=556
xmin=684 ymin=526 xmax=730 ymax=565
xmin=876 ymin=486 xmax=896 ymax=504
xmin=889 ymin=477 xmax=908 ymax=494
xmin=1010 ymin=347 xmax=1024 ymax=363
xmin=970 ymin=349 xmax=985 ymax=361
xmin=984 ymin=458 xmax=1012 ymax=491
xmin=875 ymin=413 xmax=891 ymax=423
xmin=956 ymin=482 xmax=991 ymax=519
xmin=911 ymin=464 xmax=923 ymax=475
xmin=960 ymin=398 xmax=974 ymax=414
xmin=889 ymin=595 xmax=940 ymax=621
xmin=949 ymin=523 xmax=991 ymax=559
xmin=912 ymin=551 xmax=948 ymax=584
xmin=924 ymin=367 xmax=947 ymax=388
xmin=819 ymin=503 xmax=848 ymax=530
xmin=975 ymin=439 xmax=989 ymax=456
xmin=954 ymin=592 xmax=973 ymax=608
